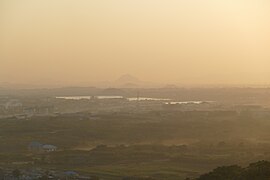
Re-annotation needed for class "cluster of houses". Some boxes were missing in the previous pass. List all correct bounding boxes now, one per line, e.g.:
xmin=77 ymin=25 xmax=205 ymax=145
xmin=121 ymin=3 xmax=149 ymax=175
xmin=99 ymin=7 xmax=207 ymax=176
xmin=28 ymin=142 xmax=57 ymax=153
xmin=0 ymin=168 xmax=93 ymax=180
xmin=0 ymin=98 xmax=23 ymax=115
xmin=0 ymin=97 xmax=55 ymax=119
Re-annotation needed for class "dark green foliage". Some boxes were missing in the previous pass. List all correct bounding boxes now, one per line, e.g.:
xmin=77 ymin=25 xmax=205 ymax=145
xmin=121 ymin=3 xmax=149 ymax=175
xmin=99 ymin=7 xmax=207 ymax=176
xmin=12 ymin=169 xmax=21 ymax=178
xmin=239 ymin=161 xmax=270 ymax=180
xmin=197 ymin=165 xmax=242 ymax=180
xmin=122 ymin=177 xmax=157 ymax=180
xmin=39 ymin=175 xmax=49 ymax=180
xmin=197 ymin=161 xmax=270 ymax=180
xmin=0 ymin=169 xmax=4 ymax=179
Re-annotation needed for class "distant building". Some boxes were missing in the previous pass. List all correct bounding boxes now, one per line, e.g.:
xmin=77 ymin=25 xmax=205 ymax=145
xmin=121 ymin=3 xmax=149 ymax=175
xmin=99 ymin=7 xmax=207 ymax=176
xmin=4 ymin=99 xmax=22 ymax=110
xmin=28 ymin=141 xmax=43 ymax=152
xmin=28 ymin=142 xmax=57 ymax=153
xmin=64 ymin=171 xmax=79 ymax=176
xmin=23 ymin=105 xmax=54 ymax=116
xmin=42 ymin=144 xmax=57 ymax=152
xmin=0 ymin=99 xmax=23 ymax=114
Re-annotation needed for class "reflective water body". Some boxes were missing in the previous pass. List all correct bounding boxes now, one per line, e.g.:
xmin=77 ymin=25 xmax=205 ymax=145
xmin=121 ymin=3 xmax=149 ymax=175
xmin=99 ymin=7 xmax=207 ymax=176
xmin=56 ymin=96 xmax=170 ymax=101
xmin=56 ymin=96 xmax=213 ymax=104
xmin=164 ymin=101 xmax=215 ymax=105
xmin=128 ymin=97 xmax=171 ymax=101
xmin=56 ymin=96 xmax=124 ymax=100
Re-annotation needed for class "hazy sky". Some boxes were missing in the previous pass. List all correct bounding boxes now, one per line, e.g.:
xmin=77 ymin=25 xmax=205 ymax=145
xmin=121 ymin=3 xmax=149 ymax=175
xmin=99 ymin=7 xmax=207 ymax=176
xmin=1 ymin=0 xmax=270 ymax=86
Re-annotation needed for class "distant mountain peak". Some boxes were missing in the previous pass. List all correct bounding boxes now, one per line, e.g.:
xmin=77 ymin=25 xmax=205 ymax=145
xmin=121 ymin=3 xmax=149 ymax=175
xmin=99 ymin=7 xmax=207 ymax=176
xmin=163 ymin=84 xmax=179 ymax=89
xmin=116 ymin=74 xmax=140 ymax=83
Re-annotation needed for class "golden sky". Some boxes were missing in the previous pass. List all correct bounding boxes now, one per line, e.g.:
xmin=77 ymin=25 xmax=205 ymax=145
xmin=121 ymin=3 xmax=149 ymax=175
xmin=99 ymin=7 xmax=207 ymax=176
xmin=1 ymin=0 xmax=270 ymax=86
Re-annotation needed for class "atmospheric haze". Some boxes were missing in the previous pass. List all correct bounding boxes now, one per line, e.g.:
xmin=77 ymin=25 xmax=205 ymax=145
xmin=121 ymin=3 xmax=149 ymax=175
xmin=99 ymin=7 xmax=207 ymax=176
xmin=1 ymin=0 xmax=270 ymax=87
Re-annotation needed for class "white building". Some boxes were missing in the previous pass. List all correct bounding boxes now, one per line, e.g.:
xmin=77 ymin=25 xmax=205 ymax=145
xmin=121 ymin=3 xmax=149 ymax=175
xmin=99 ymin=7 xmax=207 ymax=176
xmin=42 ymin=144 xmax=57 ymax=152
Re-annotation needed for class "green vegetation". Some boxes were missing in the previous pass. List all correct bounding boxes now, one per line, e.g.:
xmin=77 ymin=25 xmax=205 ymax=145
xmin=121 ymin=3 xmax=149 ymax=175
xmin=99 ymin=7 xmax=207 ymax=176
xmin=197 ymin=161 xmax=270 ymax=180
xmin=1 ymin=109 xmax=270 ymax=179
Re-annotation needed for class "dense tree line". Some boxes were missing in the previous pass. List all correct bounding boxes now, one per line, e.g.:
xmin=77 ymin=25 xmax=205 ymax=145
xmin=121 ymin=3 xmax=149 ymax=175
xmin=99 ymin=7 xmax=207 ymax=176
xmin=196 ymin=160 xmax=270 ymax=180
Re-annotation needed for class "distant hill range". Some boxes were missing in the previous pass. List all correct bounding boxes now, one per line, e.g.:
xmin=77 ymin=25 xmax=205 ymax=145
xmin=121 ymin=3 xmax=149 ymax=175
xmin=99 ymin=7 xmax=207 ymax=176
xmin=114 ymin=74 xmax=142 ymax=88
xmin=116 ymin=74 xmax=140 ymax=84
xmin=112 ymin=74 xmax=161 ymax=88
